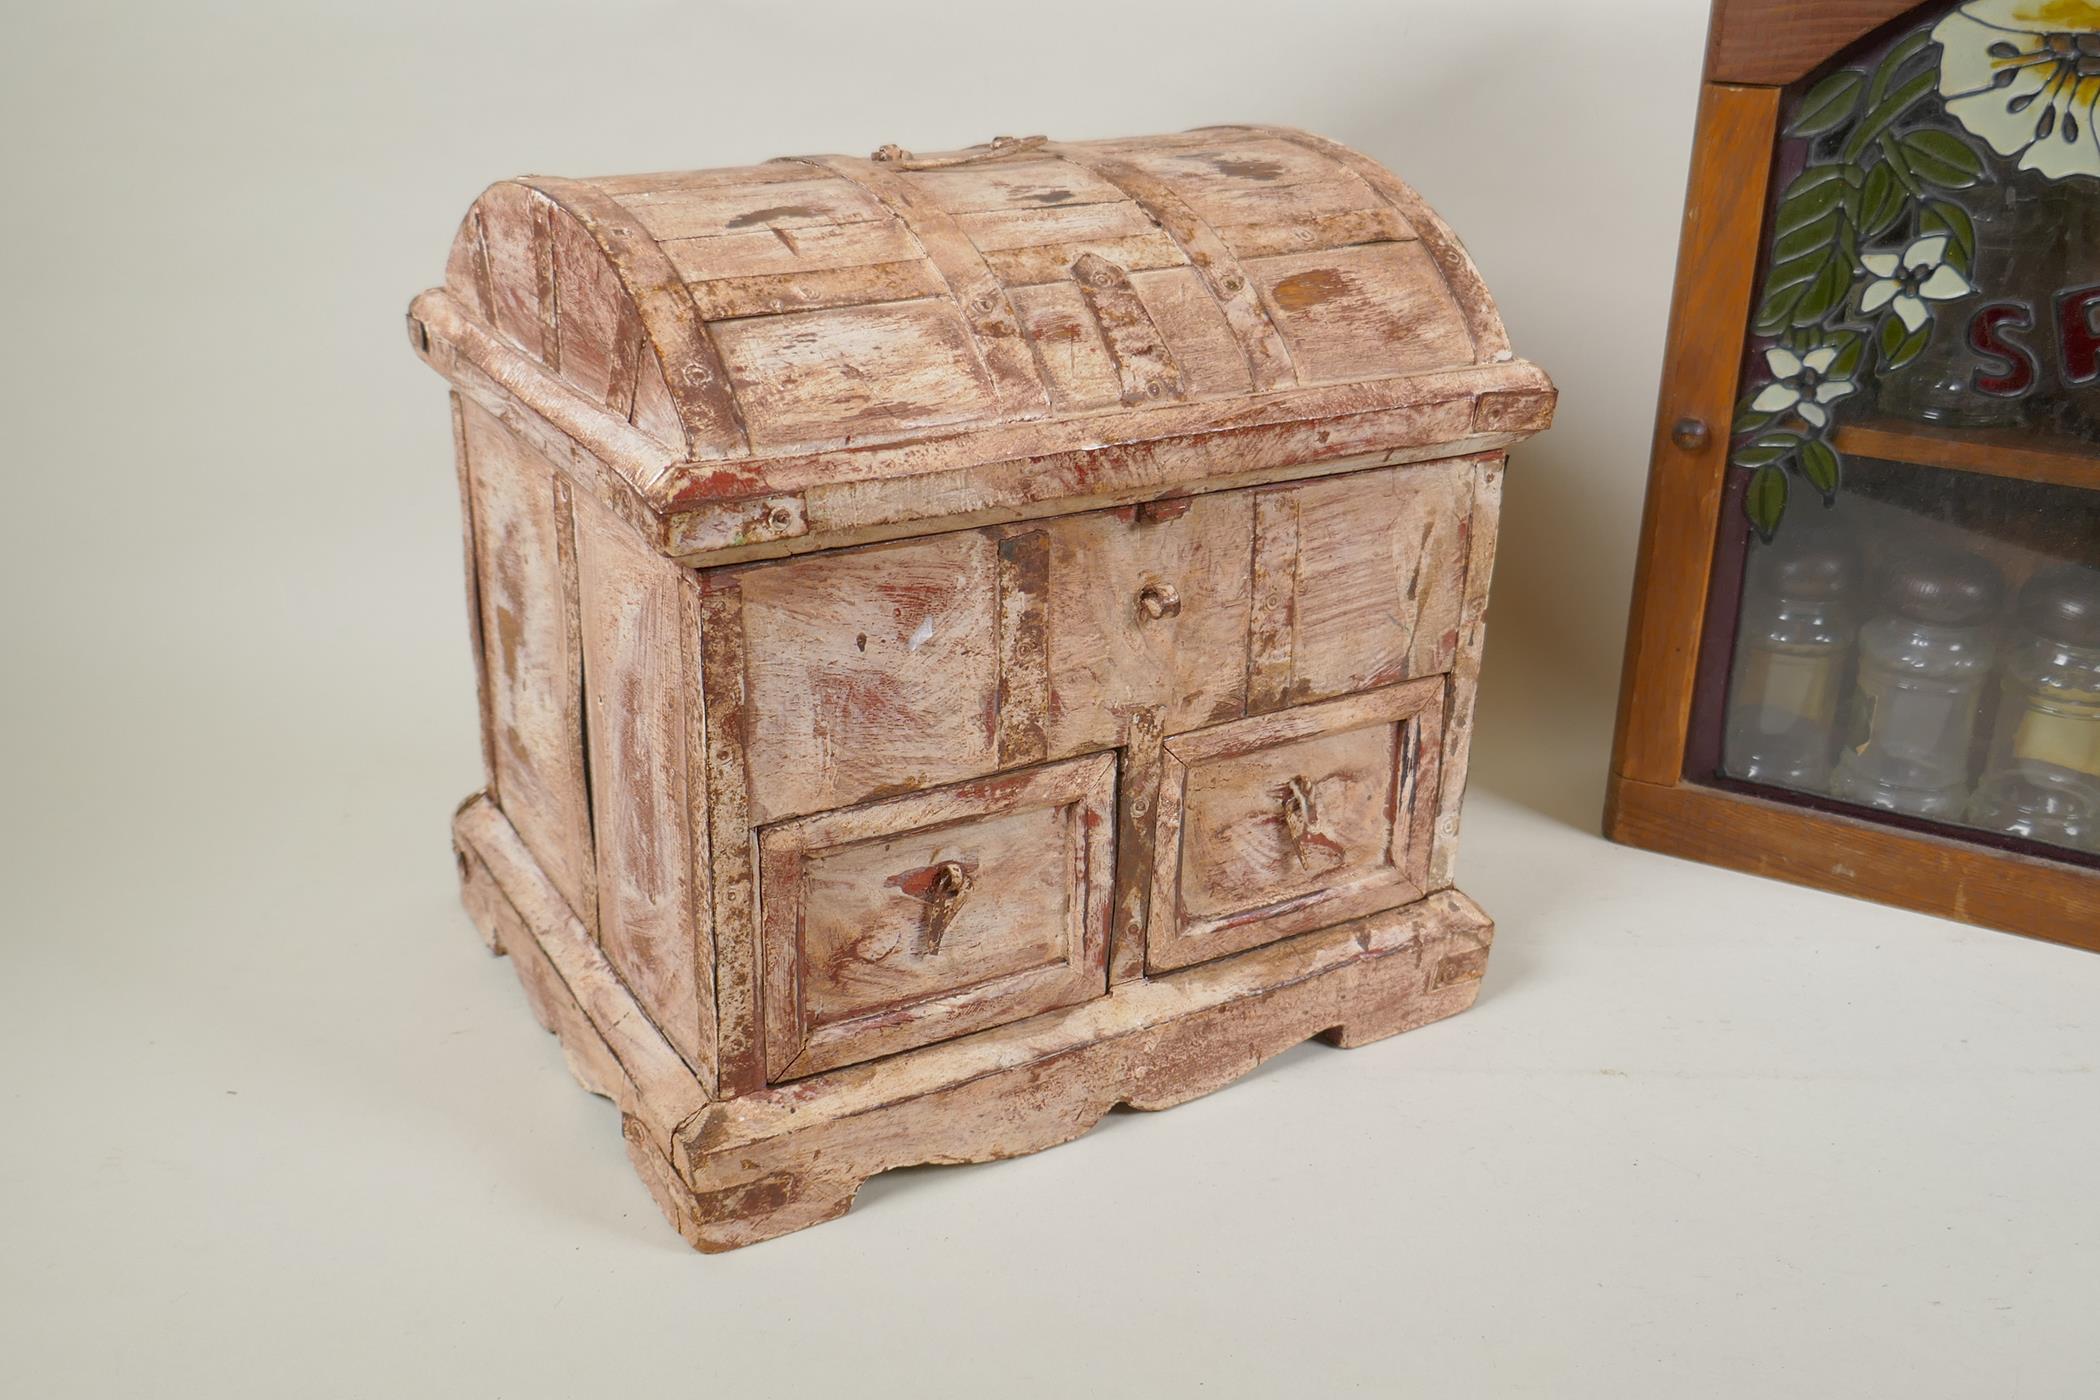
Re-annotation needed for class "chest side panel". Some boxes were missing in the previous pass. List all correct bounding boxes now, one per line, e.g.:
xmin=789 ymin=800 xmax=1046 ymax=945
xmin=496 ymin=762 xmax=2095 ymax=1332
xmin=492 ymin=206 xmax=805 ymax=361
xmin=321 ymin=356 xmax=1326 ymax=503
xmin=458 ymin=399 xmax=597 ymax=933
xmin=572 ymin=491 xmax=711 ymax=1079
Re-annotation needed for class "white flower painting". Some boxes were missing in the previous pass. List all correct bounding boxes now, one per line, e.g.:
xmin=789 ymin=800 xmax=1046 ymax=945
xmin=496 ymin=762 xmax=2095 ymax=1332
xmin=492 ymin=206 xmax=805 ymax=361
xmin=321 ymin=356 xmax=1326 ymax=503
xmin=1936 ymin=0 xmax=2100 ymax=182
xmin=1748 ymin=344 xmax=1860 ymax=429
xmin=1858 ymin=234 xmax=1978 ymax=331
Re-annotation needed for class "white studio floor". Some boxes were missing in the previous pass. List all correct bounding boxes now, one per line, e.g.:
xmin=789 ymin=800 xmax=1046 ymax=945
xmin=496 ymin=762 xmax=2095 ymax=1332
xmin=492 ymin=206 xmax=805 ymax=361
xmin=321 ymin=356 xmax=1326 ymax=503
xmin=8 ymin=655 xmax=2097 ymax=1399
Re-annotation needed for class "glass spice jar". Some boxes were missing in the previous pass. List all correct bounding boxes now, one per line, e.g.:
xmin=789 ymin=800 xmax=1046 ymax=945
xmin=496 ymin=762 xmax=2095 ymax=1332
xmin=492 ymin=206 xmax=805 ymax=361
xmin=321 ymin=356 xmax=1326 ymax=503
xmin=1966 ymin=564 xmax=2100 ymax=853
xmin=1723 ymin=531 xmax=1858 ymax=791
xmin=1830 ymin=549 xmax=2002 ymax=819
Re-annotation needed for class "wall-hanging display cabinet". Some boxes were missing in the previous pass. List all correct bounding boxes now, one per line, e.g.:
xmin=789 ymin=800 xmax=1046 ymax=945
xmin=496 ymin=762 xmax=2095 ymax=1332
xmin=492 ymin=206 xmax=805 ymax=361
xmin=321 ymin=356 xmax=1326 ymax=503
xmin=1609 ymin=0 xmax=2100 ymax=950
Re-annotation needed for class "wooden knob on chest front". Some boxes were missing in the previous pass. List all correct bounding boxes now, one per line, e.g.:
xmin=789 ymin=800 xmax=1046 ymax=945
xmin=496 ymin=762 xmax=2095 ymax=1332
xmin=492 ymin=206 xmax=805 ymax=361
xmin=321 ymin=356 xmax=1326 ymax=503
xmin=1136 ymin=582 xmax=1182 ymax=621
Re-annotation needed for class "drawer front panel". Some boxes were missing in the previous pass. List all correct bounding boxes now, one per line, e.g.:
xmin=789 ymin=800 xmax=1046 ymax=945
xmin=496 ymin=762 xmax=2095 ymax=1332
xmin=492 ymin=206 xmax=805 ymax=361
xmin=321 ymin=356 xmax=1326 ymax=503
xmin=739 ymin=531 xmax=999 ymax=823
xmin=1249 ymin=459 xmax=1472 ymax=711
xmin=1027 ymin=492 xmax=1255 ymax=759
xmin=758 ymin=754 xmax=1114 ymax=1080
xmin=1178 ymin=723 xmax=1400 ymax=921
xmin=1148 ymin=679 xmax=1445 ymax=973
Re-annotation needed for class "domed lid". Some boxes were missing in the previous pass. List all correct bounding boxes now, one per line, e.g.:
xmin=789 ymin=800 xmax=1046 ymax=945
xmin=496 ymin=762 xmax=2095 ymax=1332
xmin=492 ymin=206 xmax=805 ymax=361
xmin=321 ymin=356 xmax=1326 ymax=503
xmin=1879 ymin=549 xmax=2002 ymax=625
xmin=2018 ymin=563 xmax=2100 ymax=646
xmin=409 ymin=126 xmax=1555 ymax=563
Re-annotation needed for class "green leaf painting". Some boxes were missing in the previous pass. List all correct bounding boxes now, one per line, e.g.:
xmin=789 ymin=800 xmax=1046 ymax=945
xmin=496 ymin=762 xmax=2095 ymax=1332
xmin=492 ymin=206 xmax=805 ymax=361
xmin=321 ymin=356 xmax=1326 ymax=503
xmin=1920 ymin=199 xmax=1976 ymax=274
xmin=1878 ymin=311 xmax=1933 ymax=372
xmin=1746 ymin=463 xmax=1790 ymax=544
xmin=1728 ymin=18 xmax=1988 ymax=538
xmin=1857 ymin=162 xmax=1906 ymax=237
xmin=1799 ymin=438 xmax=1842 ymax=501
xmin=1785 ymin=71 xmax=1865 ymax=139
xmin=1899 ymin=130 xmax=1986 ymax=189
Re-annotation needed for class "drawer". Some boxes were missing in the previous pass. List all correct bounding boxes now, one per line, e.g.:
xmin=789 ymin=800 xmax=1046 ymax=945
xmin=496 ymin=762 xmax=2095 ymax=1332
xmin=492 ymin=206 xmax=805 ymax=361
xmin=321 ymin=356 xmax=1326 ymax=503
xmin=1013 ymin=491 xmax=1254 ymax=759
xmin=738 ymin=530 xmax=1001 ymax=823
xmin=1146 ymin=679 xmax=1445 ymax=973
xmin=1249 ymin=458 xmax=1472 ymax=710
xmin=756 ymin=753 xmax=1115 ymax=1080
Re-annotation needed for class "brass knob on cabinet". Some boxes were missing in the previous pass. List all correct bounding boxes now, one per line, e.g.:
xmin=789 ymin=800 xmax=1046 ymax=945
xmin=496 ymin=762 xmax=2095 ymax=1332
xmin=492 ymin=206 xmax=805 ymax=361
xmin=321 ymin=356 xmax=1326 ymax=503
xmin=1136 ymin=583 xmax=1182 ymax=620
xmin=1671 ymin=417 xmax=1711 ymax=452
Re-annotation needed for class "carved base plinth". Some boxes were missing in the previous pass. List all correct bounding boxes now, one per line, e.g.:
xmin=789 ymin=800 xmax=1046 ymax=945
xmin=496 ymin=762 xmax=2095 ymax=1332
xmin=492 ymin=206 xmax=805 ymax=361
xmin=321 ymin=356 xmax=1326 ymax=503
xmin=452 ymin=795 xmax=1493 ymax=1252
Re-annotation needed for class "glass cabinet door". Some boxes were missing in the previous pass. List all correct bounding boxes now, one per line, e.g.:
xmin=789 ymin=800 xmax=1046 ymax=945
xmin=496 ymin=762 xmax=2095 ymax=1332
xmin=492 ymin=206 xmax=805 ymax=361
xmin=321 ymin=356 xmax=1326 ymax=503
xmin=1692 ymin=0 xmax=2100 ymax=866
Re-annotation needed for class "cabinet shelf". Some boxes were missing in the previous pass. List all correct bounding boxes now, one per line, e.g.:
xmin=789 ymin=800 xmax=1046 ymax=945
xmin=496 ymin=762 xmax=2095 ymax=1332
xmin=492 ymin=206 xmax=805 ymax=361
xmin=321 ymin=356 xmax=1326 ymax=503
xmin=1833 ymin=417 xmax=2096 ymax=492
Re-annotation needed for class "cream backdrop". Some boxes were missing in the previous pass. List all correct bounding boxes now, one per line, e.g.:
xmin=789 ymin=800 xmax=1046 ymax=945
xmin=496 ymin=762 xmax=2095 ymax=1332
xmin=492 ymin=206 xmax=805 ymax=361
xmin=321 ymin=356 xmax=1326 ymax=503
xmin=6 ymin=3 xmax=2097 ymax=1397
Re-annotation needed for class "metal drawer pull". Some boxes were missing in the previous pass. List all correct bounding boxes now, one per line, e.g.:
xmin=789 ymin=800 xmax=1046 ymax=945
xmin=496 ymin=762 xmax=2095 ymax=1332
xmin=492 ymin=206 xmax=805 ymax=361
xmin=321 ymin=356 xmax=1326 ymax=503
xmin=1136 ymin=582 xmax=1182 ymax=620
xmin=916 ymin=860 xmax=972 ymax=955
xmin=1278 ymin=776 xmax=1346 ymax=868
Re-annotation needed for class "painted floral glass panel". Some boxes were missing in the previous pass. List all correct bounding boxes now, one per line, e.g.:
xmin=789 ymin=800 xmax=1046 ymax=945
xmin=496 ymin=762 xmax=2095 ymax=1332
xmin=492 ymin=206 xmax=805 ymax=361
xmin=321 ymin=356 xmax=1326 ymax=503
xmin=1694 ymin=0 xmax=2100 ymax=867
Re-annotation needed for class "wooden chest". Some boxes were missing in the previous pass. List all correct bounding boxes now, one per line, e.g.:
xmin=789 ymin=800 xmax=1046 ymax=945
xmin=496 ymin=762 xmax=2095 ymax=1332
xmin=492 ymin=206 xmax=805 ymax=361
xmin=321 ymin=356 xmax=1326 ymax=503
xmin=408 ymin=127 xmax=1554 ymax=1250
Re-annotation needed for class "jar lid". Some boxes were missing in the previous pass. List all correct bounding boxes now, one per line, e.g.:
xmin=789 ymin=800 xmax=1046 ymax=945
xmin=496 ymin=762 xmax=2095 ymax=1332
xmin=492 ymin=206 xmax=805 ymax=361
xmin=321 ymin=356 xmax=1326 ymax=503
xmin=1879 ymin=549 xmax=2002 ymax=625
xmin=1753 ymin=533 xmax=1857 ymax=600
xmin=2018 ymin=563 xmax=2100 ymax=646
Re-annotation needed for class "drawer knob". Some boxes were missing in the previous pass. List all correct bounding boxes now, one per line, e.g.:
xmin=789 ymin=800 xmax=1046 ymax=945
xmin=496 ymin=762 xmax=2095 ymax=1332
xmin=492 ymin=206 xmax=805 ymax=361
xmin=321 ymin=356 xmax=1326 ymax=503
xmin=1136 ymin=582 xmax=1182 ymax=621
xmin=916 ymin=860 xmax=973 ymax=955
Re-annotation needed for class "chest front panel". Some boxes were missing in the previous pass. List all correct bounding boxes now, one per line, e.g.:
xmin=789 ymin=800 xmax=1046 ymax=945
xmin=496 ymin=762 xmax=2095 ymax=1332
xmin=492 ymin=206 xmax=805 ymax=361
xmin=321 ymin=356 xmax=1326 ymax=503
xmin=1249 ymin=458 xmax=1471 ymax=711
xmin=718 ymin=455 xmax=1488 ymax=1081
xmin=1148 ymin=680 xmax=1445 ymax=973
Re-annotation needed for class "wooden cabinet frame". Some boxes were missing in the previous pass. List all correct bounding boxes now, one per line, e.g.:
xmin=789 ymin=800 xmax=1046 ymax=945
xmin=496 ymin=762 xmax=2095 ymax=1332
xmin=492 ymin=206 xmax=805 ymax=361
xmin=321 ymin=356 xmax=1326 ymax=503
xmin=1605 ymin=0 xmax=2100 ymax=952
